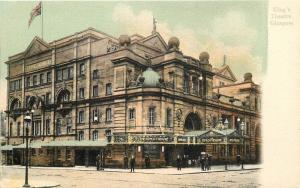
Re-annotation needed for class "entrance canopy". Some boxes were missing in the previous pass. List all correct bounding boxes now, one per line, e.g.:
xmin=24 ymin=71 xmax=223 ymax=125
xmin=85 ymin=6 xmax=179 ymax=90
xmin=0 ymin=145 xmax=14 ymax=151
xmin=14 ymin=141 xmax=44 ymax=149
xmin=43 ymin=140 xmax=108 ymax=147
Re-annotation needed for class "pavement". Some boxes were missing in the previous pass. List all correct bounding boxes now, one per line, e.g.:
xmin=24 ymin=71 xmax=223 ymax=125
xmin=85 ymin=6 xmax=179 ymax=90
xmin=0 ymin=164 xmax=262 ymax=188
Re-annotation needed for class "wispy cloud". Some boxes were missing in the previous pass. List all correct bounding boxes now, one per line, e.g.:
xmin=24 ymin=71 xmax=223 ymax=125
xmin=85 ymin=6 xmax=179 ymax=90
xmin=112 ymin=4 xmax=263 ymax=83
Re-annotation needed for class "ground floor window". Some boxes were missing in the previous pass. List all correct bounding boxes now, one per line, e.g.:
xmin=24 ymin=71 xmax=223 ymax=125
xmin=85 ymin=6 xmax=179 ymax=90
xmin=143 ymin=145 xmax=160 ymax=159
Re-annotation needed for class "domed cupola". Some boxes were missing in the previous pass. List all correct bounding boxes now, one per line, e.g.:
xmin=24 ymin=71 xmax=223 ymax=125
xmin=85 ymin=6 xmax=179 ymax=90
xmin=137 ymin=67 xmax=162 ymax=87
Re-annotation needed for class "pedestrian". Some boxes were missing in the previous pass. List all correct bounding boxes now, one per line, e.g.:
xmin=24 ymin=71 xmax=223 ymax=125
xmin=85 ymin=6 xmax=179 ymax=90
xmin=208 ymin=154 xmax=212 ymax=171
xmin=96 ymin=154 xmax=101 ymax=171
xmin=236 ymin=155 xmax=241 ymax=166
xmin=200 ymin=155 xmax=205 ymax=171
xmin=130 ymin=155 xmax=135 ymax=172
xmin=176 ymin=155 xmax=182 ymax=171
xmin=204 ymin=154 xmax=209 ymax=171
xmin=145 ymin=155 xmax=150 ymax=168
xmin=99 ymin=152 xmax=103 ymax=170
xmin=124 ymin=154 xmax=128 ymax=169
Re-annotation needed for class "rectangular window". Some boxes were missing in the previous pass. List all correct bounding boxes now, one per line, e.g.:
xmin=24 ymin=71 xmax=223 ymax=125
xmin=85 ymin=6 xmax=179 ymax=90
xmin=129 ymin=108 xmax=135 ymax=120
xmin=79 ymin=63 xmax=85 ymax=76
xmin=78 ymin=131 xmax=84 ymax=141
xmin=92 ymin=130 xmax=98 ymax=141
xmin=78 ymin=111 xmax=84 ymax=123
xmin=26 ymin=77 xmax=31 ymax=87
xmin=56 ymin=70 xmax=62 ymax=81
xmin=17 ymin=122 xmax=21 ymax=136
xmin=79 ymin=88 xmax=85 ymax=99
xmin=63 ymin=68 xmax=68 ymax=80
xmin=46 ymin=92 xmax=51 ymax=104
xmin=33 ymin=75 xmax=37 ymax=86
xmin=106 ymin=83 xmax=112 ymax=95
xmin=184 ymin=74 xmax=189 ymax=93
xmin=166 ymin=108 xmax=172 ymax=128
xmin=92 ymin=109 xmax=99 ymax=122
xmin=149 ymin=107 xmax=156 ymax=126
xmin=106 ymin=108 xmax=112 ymax=122
xmin=47 ymin=72 xmax=52 ymax=83
xmin=56 ymin=119 xmax=61 ymax=135
xmin=66 ymin=149 xmax=71 ymax=160
xmin=93 ymin=70 xmax=99 ymax=79
xmin=40 ymin=73 xmax=44 ymax=85
xmin=66 ymin=117 xmax=72 ymax=134
xmin=93 ymin=85 xmax=98 ymax=97
xmin=69 ymin=67 xmax=73 ymax=79
xmin=46 ymin=119 xmax=50 ymax=135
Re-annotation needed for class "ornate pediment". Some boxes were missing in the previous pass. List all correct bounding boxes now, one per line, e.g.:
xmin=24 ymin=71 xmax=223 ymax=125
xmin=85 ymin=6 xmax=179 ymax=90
xmin=140 ymin=33 xmax=167 ymax=52
xmin=24 ymin=36 xmax=50 ymax=57
xmin=217 ymin=65 xmax=237 ymax=82
xmin=200 ymin=130 xmax=224 ymax=138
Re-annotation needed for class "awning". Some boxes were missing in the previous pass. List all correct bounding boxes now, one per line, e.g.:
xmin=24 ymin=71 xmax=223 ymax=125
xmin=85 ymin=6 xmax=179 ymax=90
xmin=0 ymin=145 xmax=14 ymax=151
xmin=14 ymin=142 xmax=43 ymax=149
xmin=43 ymin=140 xmax=108 ymax=147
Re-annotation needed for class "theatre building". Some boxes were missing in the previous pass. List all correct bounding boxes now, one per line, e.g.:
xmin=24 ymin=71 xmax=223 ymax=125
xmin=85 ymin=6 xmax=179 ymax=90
xmin=1 ymin=27 xmax=261 ymax=168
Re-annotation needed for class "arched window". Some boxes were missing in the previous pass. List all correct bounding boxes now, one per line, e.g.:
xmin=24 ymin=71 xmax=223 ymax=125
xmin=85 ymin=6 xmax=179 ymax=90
xmin=10 ymin=98 xmax=21 ymax=111
xmin=184 ymin=112 xmax=202 ymax=131
xmin=57 ymin=89 xmax=70 ymax=104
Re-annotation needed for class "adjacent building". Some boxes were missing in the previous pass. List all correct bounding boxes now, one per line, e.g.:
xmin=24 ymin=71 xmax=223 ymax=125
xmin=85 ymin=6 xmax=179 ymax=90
xmin=1 ymin=27 xmax=261 ymax=167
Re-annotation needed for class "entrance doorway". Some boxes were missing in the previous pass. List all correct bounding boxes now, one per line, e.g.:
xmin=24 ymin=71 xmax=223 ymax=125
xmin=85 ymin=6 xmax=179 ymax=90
xmin=75 ymin=150 xmax=85 ymax=166
xmin=183 ymin=145 xmax=206 ymax=160
xmin=164 ymin=145 xmax=174 ymax=166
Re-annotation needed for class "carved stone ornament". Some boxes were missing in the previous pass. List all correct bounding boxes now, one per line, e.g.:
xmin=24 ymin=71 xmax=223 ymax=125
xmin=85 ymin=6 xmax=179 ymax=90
xmin=176 ymin=109 xmax=183 ymax=121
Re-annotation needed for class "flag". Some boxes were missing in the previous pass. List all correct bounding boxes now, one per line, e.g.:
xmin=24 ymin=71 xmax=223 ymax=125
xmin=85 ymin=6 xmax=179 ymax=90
xmin=28 ymin=2 xmax=41 ymax=27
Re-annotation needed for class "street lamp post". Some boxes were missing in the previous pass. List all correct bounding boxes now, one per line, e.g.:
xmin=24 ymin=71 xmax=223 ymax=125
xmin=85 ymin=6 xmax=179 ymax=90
xmin=240 ymin=121 xmax=245 ymax=170
xmin=224 ymin=118 xmax=229 ymax=170
xmin=23 ymin=111 xmax=32 ymax=188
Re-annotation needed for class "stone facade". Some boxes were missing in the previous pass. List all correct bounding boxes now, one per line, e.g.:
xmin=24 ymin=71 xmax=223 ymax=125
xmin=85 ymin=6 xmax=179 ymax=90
xmin=2 ymin=28 xmax=261 ymax=167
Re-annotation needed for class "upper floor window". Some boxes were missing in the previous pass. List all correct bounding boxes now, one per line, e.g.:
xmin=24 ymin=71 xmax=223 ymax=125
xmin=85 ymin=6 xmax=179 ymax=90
xmin=66 ymin=117 xmax=72 ymax=134
xmin=56 ymin=119 xmax=61 ymax=135
xmin=78 ymin=131 xmax=84 ymax=141
xmin=17 ymin=122 xmax=21 ymax=136
xmin=47 ymin=72 xmax=52 ymax=83
xmin=166 ymin=108 xmax=172 ymax=128
xmin=33 ymin=75 xmax=37 ymax=86
xmin=129 ymin=108 xmax=135 ymax=120
xmin=92 ymin=109 xmax=99 ymax=122
xmin=78 ymin=110 xmax=85 ymax=123
xmin=79 ymin=88 xmax=85 ymax=99
xmin=26 ymin=77 xmax=31 ymax=87
xmin=56 ymin=70 xmax=62 ymax=81
xmin=93 ymin=69 xmax=99 ymax=79
xmin=46 ymin=92 xmax=51 ymax=104
xmin=106 ymin=83 xmax=112 ymax=95
xmin=93 ymin=85 xmax=98 ymax=97
xmin=46 ymin=119 xmax=50 ymax=135
xmin=106 ymin=108 xmax=112 ymax=122
xmin=40 ymin=73 xmax=44 ymax=85
xmin=183 ymin=74 xmax=189 ymax=93
xmin=92 ymin=130 xmax=98 ymax=141
xmin=79 ymin=63 xmax=85 ymax=76
xmin=148 ymin=107 xmax=156 ymax=126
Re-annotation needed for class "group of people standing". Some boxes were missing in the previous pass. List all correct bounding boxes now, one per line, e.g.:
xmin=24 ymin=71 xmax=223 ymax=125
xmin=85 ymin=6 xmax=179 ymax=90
xmin=176 ymin=153 xmax=212 ymax=171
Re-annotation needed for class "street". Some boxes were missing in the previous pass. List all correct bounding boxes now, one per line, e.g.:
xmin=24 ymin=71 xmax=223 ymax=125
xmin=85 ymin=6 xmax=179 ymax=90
xmin=0 ymin=165 xmax=261 ymax=188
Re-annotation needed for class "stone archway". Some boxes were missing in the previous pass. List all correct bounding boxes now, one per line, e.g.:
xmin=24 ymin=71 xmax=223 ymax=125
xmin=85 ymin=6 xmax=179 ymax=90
xmin=184 ymin=112 xmax=202 ymax=131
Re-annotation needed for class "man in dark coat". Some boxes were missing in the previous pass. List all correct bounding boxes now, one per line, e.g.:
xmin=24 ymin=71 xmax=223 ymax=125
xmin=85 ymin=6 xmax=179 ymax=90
xmin=124 ymin=155 xmax=128 ymax=169
xmin=130 ymin=155 xmax=135 ymax=172
xmin=145 ymin=155 xmax=150 ymax=168
xmin=236 ymin=155 xmax=241 ymax=166
xmin=176 ymin=155 xmax=182 ymax=171
xmin=96 ymin=154 xmax=101 ymax=171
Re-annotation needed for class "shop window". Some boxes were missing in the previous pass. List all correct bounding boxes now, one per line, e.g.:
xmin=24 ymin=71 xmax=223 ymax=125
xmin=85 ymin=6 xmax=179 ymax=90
xmin=57 ymin=149 xmax=61 ymax=158
xmin=66 ymin=149 xmax=71 ymax=160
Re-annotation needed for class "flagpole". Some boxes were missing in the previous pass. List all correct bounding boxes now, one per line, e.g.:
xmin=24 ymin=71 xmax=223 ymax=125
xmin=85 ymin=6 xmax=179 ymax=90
xmin=41 ymin=1 xmax=44 ymax=40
